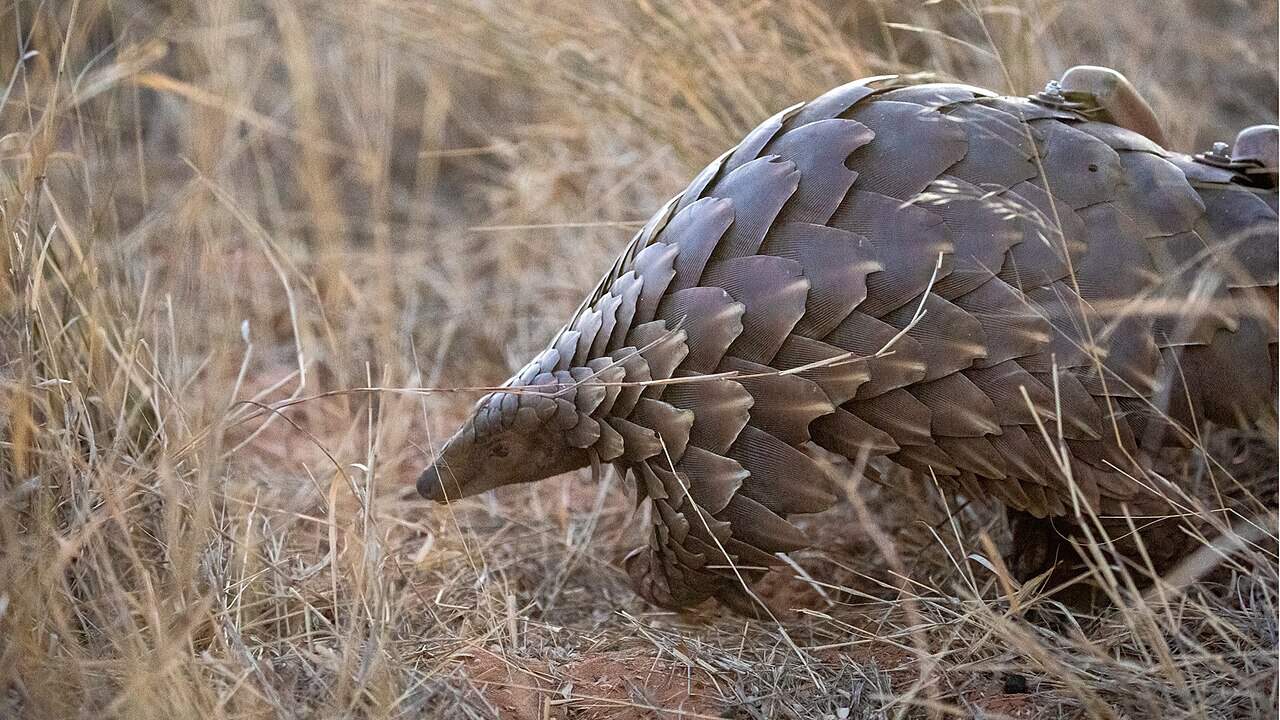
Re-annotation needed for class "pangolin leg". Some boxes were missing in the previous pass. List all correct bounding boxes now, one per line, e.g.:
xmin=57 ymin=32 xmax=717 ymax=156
xmin=1006 ymin=506 xmax=1209 ymax=611
xmin=1004 ymin=509 xmax=1078 ymax=586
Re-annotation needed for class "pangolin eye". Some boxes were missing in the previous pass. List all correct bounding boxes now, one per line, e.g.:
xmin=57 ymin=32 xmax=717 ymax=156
xmin=490 ymin=442 xmax=510 ymax=459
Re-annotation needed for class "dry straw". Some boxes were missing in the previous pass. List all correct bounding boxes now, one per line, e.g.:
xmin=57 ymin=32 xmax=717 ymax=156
xmin=1 ymin=1 xmax=1275 ymax=718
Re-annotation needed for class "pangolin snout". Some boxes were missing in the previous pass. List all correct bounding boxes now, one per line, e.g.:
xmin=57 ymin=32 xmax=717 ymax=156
xmin=416 ymin=434 xmax=473 ymax=502
xmin=415 ymin=459 xmax=450 ymax=502
xmin=415 ymin=417 xmax=593 ymax=503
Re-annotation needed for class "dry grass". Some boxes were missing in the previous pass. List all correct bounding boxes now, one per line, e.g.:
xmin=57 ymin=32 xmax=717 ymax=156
xmin=1 ymin=0 xmax=1277 ymax=718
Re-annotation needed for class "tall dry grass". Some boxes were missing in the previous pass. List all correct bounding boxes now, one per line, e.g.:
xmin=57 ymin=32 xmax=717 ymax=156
xmin=1 ymin=1 xmax=1276 ymax=718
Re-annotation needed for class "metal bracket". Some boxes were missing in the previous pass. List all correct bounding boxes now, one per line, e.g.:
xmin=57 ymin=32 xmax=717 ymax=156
xmin=1029 ymin=80 xmax=1088 ymax=111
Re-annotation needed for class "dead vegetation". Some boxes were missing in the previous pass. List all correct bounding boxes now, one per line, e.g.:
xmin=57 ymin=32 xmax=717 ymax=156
xmin=1 ymin=1 xmax=1276 ymax=718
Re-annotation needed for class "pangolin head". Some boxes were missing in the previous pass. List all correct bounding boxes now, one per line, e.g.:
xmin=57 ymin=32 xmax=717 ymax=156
xmin=416 ymin=337 xmax=643 ymax=503
xmin=416 ymin=387 xmax=591 ymax=502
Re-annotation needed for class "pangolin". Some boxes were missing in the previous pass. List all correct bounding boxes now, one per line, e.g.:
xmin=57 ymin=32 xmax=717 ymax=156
xmin=417 ymin=67 xmax=1279 ymax=612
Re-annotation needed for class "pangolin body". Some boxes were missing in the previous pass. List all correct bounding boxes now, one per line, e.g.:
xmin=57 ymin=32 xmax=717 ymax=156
xmin=418 ymin=70 xmax=1279 ymax=611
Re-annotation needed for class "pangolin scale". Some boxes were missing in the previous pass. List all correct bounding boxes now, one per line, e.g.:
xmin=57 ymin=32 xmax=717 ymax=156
xmin=418 ymin=69 xmax=1279 ymax=612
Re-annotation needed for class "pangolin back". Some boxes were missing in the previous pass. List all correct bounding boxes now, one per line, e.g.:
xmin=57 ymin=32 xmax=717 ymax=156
xmin=418 ymin=69 xmax=1279 ymax=611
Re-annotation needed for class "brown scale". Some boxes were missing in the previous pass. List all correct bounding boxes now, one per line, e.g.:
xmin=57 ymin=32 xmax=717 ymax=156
xmin=416 ymin=68 xmax=1279 ymax=613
